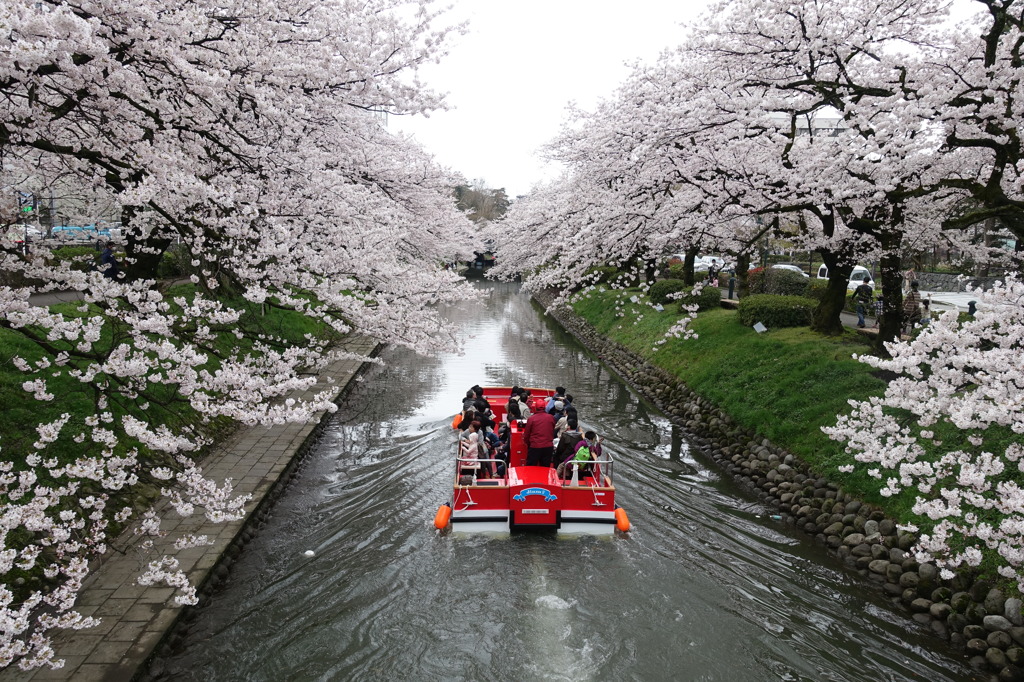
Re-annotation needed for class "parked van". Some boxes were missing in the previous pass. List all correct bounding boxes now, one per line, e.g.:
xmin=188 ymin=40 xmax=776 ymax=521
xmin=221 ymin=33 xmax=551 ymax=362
xmin=816 ymin=264 xmax=873 ymax=290
xmin=667 ymin=254 xmax=724 ymax=272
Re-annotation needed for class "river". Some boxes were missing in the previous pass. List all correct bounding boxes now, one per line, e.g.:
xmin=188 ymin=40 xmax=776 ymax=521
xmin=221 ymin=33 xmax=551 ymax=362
xmin=151 ymin=279 xmax=979 ymax=681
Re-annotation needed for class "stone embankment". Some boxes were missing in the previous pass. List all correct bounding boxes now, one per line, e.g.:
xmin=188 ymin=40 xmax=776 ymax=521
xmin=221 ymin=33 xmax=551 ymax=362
xmin=918 ymin=272 xmax=998 ymax=292
xmin=535 ymin=289 xmax=1024 ymax=680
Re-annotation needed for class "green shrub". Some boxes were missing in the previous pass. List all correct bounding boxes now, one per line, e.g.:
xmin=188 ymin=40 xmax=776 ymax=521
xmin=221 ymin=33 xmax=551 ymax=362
xmin=50 ymin=245 xmax=102 ymax=272
xmin=649 ymin=279 xmax=689 ymax=305
xmin=804 ymin=279 xmax=830 ymax=302
xmin=665 ymin=264 xmax=686 ymax=280
xmin=749 ymin=267 xmax=810 ymax=296
xmin=157 ymin=245 xmax=186 ymax=279
xmin=738 ymin=294 xmax=816 ymax=328
xmin=677 ymin=284 xmax=723 ymax=311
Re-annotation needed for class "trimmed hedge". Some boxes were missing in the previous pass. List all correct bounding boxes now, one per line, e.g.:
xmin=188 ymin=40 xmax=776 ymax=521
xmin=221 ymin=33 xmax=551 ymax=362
xmin=49 ymin=245 xmax=103 ymax=272
xmin=649 ymin=279 xmax=689 ymax=305
xmin=737 ymin=294 xmax=817 ymax=328
xmin=678 ymin=284 xmax=723 ymax=311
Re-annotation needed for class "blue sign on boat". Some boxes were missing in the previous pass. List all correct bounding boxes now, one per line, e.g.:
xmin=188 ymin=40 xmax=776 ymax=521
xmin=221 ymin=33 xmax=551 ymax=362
xmin=513 ymin=487 xmax=557 ymax=502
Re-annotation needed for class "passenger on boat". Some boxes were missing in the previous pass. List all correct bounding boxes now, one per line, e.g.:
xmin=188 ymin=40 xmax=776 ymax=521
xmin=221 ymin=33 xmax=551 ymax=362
xmin=555 ymin=402 xmax=578 ymax=436
xmin=483 ymin=428 xmax=504 ymax=477
xmin=505 ymin=389 xmax=523 ymax=423
xmin=558 ymin=431 xmax=601 ymax=479
xmin=517 ymin=390 xmax=533 ymax=419
xmin=473 ymin=399 xmax=497 ymax=426
xmin=545 ymin=387 xmax=567 ymax=414
xmin=458 ymin=408 xmax=495 ymax=433
xmin=471 ymin=385 xmax=491 ymax=411
xmin=523 ymin=409 xmax=556 ymax=467
xmin=462 ymin=390 xmax=477 ymax=412
xmin=459 ymin=421 xmax=491 ymax=477
xmin=493 ymin=423 xmax=511 ymax=475
xmin=548 ymin=400 xmax=566 ymax=423
xmin=554 ymin=416 xmax=583 ymax=461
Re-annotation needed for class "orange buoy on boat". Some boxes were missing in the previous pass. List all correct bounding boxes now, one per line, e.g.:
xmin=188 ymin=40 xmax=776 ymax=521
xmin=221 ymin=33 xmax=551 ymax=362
xmin=434 ymin=503 xmax=452 ymax=530
xmin=615 ymin=506 xmax=631 ymax=532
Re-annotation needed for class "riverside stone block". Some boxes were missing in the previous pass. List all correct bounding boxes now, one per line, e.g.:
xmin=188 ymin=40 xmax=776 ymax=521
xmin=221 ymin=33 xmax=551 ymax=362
xmin=1008 ymin=599 xmax=1024 ymax=627
xmin=988 ymin=616 xmax=1015 ymax=632
xmin=843 ymin=532 xmax=866 ymax=546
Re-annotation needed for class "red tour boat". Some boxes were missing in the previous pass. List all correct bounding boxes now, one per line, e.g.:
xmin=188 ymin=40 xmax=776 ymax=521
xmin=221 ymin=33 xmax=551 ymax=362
xmin=434 ymin=387 xmax=630 ymax=535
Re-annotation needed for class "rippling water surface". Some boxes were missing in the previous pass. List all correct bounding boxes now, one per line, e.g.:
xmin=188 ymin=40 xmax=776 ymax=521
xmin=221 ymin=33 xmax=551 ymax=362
xmin=154 ymin=279 xmax=979 ymax=681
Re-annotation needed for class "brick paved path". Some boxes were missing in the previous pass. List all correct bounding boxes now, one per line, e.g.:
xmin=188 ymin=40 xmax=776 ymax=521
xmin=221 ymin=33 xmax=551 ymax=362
xmin=1 ymin=336 xmax=379 ymax=682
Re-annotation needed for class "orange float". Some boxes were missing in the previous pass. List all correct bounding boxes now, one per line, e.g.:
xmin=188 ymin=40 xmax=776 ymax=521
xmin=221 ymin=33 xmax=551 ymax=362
xmin=615 ymin=506 xmax=631 ymax=532
xmin=433 ymin=503 xmax=452 ymax=530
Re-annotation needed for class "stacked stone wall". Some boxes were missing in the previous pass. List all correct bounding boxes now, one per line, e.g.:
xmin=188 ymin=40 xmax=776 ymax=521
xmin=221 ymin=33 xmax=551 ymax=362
xmin=917 ymin=272 xmax=999 ymax=292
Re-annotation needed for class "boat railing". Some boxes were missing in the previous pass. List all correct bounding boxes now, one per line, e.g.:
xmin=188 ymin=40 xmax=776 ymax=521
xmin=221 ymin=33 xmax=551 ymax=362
xmin=561 ymin=455 xmax=615 ymax=487
xmin=455 ymin=455 xmax=509 ymax=484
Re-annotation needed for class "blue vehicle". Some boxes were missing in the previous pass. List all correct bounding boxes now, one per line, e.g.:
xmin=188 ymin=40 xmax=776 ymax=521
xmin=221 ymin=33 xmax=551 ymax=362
xmin=51 ymin=225 xmax=111 ymax=241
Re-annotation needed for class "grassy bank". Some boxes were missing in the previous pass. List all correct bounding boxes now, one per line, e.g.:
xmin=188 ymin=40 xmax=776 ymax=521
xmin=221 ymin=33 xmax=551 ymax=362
xmin=0 ymin=284 xmax=341 ymax=597
xmin=571 ymin=287 xmax=924 ymax=520
xmin=0 ymin=284 xmax=337 ymax=464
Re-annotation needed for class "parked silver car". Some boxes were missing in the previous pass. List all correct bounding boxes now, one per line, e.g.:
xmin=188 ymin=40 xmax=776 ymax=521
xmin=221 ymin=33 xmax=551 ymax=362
xmin=771 ymin=263 xmax=810 ymax=277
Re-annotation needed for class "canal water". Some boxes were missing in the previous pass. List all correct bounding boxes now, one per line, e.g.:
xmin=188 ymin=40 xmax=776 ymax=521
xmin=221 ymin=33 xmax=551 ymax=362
xmin=152 ymin=280 xmax=979 ymax=681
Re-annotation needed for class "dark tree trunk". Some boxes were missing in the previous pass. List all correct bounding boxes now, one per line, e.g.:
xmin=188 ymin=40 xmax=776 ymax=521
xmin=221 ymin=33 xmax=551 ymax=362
xmin=735 ymin=252 xmax=751 ymax=299
xmin=874 ymin=231 xmax=904 ymax=356
xmin=975 ymin=217 xmax=996 ymax=278
xmin=644 ymin=258 xmax=658 ymax=285
xmin=683 ymin=246 xmax=699 ymax=286
xmin=121 ymin=206 xmax=172 ymax=282
xmin=872 ymin=227 xmax=905 ymax=358
xmin=811 ymin=248 xmax=852 ymax=336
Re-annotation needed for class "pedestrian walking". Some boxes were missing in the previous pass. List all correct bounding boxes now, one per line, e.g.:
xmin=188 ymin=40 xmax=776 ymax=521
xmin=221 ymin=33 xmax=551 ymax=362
xmin=851 ymin=275 xmax=873 ymax=328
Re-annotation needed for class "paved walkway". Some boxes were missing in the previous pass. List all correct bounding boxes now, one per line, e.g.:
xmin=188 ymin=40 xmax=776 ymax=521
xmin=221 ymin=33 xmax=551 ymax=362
xmin=0 ymin=336 xmax=379 ymax=681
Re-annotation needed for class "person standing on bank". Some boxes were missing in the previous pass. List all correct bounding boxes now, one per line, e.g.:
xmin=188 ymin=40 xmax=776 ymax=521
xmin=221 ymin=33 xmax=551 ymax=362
xmin=100 ymin=241 xmax=120 ymax=279
xmin=523 ymin=408 xmax=556 ymax=467
xmin=903 ymin=281 xmax=923 ymax=333
xmin=851 ymin=275 xmax=873 ymax=329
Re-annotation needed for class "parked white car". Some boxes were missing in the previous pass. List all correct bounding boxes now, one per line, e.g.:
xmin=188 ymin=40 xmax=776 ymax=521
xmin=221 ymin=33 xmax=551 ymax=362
xmin=815 ymin=264 xmax=873 ymax=289
xmin=771 ymin=263 xmax=809 ymax=277
xmin=668 ymin=254 xmax=723 ymax=271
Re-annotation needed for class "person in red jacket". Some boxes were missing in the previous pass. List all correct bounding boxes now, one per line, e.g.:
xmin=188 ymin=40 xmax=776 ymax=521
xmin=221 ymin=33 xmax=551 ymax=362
xmin=522 ymin=409 xmax=556 ymax=467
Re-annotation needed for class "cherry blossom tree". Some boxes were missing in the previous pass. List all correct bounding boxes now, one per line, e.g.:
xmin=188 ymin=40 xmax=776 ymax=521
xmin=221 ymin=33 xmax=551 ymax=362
xmin=0 ymin=0 xmax=477 ymax=669
xmin=494 ymin=0 xmax=1024 ymax=351
xmin=932 ymin=1 xmax=1024 ymax=244
xmin=824 ymin=275 xmax=1024 ymax=588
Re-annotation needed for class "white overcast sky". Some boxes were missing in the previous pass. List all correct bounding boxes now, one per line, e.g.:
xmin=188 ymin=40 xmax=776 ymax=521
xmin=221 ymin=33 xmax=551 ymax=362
xmin=391 ymin=1 xmax=715 ymax=197
xmin=392 ymin=0 xmax=985 ymax=198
